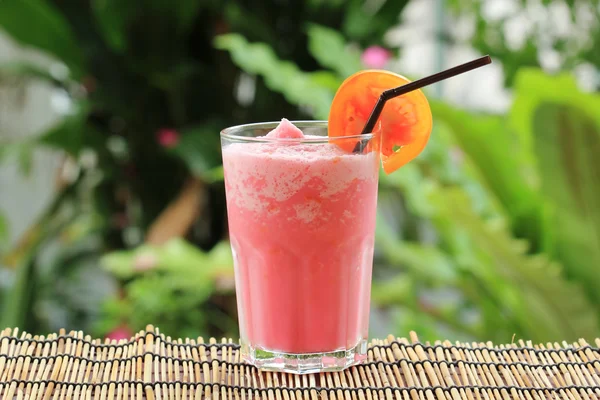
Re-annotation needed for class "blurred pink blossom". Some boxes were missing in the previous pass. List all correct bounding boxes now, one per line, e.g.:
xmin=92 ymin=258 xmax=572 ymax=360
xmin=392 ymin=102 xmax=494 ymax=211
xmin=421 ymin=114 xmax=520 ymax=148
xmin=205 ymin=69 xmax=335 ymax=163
xmin=105 ymin=325 xmax=132 ymax=342
xmin=157 ymin=129 xmax=180 ymax=148
xmin=361 ymin=46 xmax=392 ymax=69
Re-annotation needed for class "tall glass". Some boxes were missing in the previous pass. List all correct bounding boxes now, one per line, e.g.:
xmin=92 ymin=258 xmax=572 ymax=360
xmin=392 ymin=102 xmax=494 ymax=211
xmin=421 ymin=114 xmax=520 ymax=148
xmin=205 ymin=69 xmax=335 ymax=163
xmin=220 ymin=121 xmax=379 ymax=373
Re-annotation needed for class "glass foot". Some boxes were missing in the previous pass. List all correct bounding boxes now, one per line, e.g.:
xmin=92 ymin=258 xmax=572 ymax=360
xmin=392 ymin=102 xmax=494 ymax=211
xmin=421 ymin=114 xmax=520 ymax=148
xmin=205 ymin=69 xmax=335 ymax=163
xmin=241 ymin=339 xmax=368 ymax=374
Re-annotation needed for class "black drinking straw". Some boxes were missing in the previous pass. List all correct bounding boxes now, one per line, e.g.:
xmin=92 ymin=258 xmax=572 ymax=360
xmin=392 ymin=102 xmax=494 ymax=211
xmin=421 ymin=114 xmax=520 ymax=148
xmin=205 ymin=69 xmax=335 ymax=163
xmin=354 ymin=55 xmax=492 ymax=153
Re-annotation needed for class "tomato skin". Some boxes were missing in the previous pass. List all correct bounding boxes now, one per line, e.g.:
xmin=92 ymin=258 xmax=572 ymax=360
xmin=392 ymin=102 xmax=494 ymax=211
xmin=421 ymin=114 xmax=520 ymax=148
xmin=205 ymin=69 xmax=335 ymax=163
xmin=328 ymin=70 xmax=433 ymax=174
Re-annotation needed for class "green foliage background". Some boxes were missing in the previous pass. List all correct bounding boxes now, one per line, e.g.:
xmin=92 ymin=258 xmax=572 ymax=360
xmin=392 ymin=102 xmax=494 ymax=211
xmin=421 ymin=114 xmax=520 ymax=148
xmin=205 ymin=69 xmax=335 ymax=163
xmin=0 ymin=0 xmax=599 ymax=343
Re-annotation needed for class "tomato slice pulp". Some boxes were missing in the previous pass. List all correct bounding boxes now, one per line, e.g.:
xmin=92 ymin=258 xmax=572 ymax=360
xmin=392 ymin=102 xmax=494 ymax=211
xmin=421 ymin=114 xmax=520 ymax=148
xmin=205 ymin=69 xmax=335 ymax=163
xmin=328 ymin=70 xmax=433 ymax=174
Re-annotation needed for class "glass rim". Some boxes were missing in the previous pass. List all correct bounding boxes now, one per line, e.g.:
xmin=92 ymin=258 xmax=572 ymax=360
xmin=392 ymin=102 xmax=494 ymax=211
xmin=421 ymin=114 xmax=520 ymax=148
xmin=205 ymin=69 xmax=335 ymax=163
xmin=220 ymin=120 xmax=374 ymax=143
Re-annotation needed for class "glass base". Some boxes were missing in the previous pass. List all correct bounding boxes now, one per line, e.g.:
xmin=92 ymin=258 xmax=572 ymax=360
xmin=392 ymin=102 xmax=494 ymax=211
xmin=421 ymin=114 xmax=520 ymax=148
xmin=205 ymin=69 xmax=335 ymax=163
xmin=241 ymin=339 xmax=368 ymax=374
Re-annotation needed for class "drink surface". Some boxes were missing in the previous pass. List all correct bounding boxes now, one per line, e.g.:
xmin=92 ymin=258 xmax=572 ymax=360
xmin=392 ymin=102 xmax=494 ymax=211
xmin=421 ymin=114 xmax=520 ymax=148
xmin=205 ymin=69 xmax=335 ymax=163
xmin=222 ymin=124 xmax=379 ymax=354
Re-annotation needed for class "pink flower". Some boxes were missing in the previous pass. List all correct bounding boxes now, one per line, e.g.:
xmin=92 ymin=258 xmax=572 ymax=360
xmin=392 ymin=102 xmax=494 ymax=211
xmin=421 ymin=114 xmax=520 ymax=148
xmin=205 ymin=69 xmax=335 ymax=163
xmin=157 ymin=129 xmax=180 ymax=148
xmin=105 ymin=325 xmax=133 ymax=342
xmin=361 ymin=46 xmax=392 ymax=69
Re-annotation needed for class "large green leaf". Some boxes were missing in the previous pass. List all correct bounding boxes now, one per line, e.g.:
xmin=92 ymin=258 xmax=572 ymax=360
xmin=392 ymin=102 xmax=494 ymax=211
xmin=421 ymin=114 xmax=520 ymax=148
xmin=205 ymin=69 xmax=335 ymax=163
xmin=214 ymin=34 xmax=337 ymax=119
xmin=511 ymin=69 xmax=600 ymax=163
xmin=509 ymin=69 xmax=600 ymax=309
xmin=377 ymin=167 xmax=516 ymax=340
xmin=430 ymin=188 xmax=599 ymax=341
xmin=0 ymin=0 xmax=84 ymax=78
xmin=531 ymin=102 xmax=600 ymax=307
xmin=431 ymin=101 xmax=550 ymax=251
xmin=306 ymin=24 xmax=362 ymax=78
xmin=379 ymin=161 xmax=599 ymax=341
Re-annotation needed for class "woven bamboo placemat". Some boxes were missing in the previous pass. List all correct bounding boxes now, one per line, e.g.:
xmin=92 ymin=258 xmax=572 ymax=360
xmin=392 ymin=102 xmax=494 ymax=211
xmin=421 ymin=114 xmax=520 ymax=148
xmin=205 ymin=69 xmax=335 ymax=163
xmin=0 ymin=325 xmax=599 ymax=400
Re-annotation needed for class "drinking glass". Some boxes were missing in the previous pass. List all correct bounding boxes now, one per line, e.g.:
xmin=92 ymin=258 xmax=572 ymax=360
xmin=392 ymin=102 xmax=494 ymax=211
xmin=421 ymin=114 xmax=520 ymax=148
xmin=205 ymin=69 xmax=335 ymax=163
xmin=221 ymin=121 xmax=379 ymax=373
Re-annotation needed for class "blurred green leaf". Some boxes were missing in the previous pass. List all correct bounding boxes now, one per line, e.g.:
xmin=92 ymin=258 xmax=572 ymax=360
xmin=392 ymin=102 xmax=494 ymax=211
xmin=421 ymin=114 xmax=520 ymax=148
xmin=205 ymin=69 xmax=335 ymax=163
xmin=95 ymin=298 xmax=131 ymax=336
xmin=511 ymin=69 xmax=600 ymax=159
xmin=91 ymin=0 xmax=136 ymax=52
xmin=222 ymin=3 xmax=274 ymax=44
xmin=0 ymin=213 xmax=8 ymax=249
xmin=391 ymin=308 xmax=444 ymax=342
xmin=306 ymin=23 xmax=362 ymax=78
xmin=38 ymin=103 xmax=91 ymax=156
xmin=309 ymin=70 xmax=343 ymax=92
xmin=307 ymin=0 xmax=347 ymax=8
xmin=581 ymin=23 xmax=600 ymax=68
xmin=431 ymin=101 xmax=549 ymax=251
xmin=173 ymin=0 xmax=203 ymax=35
xmin=380 ymin=163 xmax=439 ymax=217
xmin=431 ymin=188 xmax=599 ymax=341
xmin=532 ymin=102 xmax=600 ymax=307
xmin=172 ymin=123 xmax=222 ymax=179
xmin=102 ymin=238 xmax=232 ymax=280
xmin=0 ymin=141 xmax=35 ymax=175
xmin=0 ymin=61 xmax=65 ymax=84
xmin=37 ymin=250 xmax=117 ymax=333
xmin=342 ymin=0 xmax=408 ymax=43
xmin=0 ymin=0 xmax=84 ymax=78
xmin=202 ymin=166 xmax=224 ymax=184
xmin=0 ymin=257 xmax=35 ymax=329
xmin=91 ymin=0 xmax=202 ymax=53
xmin=376 ymin=209 xmax=458 ymax=284
xmin=507 ymin=69 xmax=600 ymax=311
xmin=214 ymin=34 xmax=335 ymax=119
xmin=371 ymin=274 xmax=414 ymax=305
xmin=101 ymin=239 xmax=233 ymax=336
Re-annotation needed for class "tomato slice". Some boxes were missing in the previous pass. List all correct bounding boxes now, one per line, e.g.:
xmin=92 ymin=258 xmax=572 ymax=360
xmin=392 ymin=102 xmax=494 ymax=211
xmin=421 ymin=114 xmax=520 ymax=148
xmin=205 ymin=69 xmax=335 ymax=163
xmin=328 ymin=70 xmax=432 ymax=174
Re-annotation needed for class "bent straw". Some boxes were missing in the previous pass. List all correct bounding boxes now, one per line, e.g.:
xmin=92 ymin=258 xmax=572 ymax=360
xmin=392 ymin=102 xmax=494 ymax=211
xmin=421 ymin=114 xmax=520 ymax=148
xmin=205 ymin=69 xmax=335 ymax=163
xmin=354 ymin=55 xmax=492 ymax=152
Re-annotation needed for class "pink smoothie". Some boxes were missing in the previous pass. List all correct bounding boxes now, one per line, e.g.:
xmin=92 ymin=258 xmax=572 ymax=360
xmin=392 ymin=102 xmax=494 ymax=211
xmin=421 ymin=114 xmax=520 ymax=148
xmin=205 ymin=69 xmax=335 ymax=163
xmin=222 ymin=120 xmax=379 ymax=354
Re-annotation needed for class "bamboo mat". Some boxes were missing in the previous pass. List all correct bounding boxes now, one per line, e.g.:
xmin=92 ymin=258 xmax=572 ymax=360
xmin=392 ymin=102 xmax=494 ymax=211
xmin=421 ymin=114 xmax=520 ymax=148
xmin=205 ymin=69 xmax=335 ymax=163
xmin=0 ymin=326 xmax=599 ymax=400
